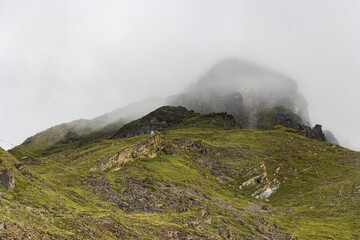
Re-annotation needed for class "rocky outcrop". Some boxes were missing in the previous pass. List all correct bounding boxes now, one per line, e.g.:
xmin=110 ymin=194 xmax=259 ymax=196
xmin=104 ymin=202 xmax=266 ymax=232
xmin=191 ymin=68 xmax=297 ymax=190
xmin=0 ymin=168 xmax=16 ymax=192
xmin=167 ymin=58 xmax=311 ymax=127
xmin=239 ymin=172 xmax=268 ymax=189
xmin=168 ymin=91 xmax=249 ymax=127
xmin=0 ymin=148 xmax=19 ymax=192
xmin=93 ymin=135 xmax=207 ymax=171
xmin=113 ymin=106 xmax=197 ymax=139
xmin=239 ymin=162 xmax=280 ymax=199
xmin=299 ymin=124 xmax=326 ymax=141
xmin=113 ymin=106 xmax=241 ymax=139
xmin=256 ymin=105 xmax=303 ymax=130
xmin=256 ymin=105 xmax=327 ymax=142
xmin=92 ymin=135 xmax=166 ymax=171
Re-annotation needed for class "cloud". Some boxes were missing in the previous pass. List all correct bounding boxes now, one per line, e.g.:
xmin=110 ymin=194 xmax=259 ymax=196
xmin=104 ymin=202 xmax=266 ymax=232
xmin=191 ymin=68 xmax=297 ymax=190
xmin=0 ymin=0 xmax=359 ymax=150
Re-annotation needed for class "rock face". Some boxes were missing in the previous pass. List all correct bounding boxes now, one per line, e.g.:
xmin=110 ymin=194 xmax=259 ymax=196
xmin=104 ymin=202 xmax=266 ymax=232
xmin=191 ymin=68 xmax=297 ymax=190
xmin=113 ymin=106 xmax=197 ymax=139
xmin=113 ymin=106 xmax=241 ymax=139
xmin=0 ymin=168 xmax=16 ymax=192
xmin=0 ymin=148 xmax=19 ymax=192
xmin=93 ymin=135 xmax=207 ymax=172
xmin=256 ymin=105 xmax=326 ymax=141
xmin=299 ymin=124 xmax=326 ymax=141
xmin=239 ymin=162 xmax=280 ymax=199
xmin=89 ymin=136 xmax=209 ymax=214
xmin=92 ymin=135 xmax=166 ymax=171
xmin=256 ymin=105 xmax=303 ymax=130
xmin=18 ymin=59 xmax=338 ymax=154
xmin=167 ymin=58 xmax=311 ymax=127
xmin=168 ymin=91 xmax=248 ymax=127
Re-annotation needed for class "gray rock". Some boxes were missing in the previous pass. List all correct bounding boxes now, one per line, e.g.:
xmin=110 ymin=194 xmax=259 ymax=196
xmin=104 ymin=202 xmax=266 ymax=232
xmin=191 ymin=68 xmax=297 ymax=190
xmin=0 ymin=169 xmax=16 ymax=192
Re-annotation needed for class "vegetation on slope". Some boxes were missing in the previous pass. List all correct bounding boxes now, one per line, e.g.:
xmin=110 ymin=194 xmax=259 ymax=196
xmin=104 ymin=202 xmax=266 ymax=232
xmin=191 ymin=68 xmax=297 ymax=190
xmin=2 ymin=113 xmax=359 ymax=239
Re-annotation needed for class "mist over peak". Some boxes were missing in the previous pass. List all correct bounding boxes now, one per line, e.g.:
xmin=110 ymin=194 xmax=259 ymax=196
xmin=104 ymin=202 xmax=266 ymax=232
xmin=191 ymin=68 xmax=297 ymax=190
xmin=17 ymin=58 xmax=326 ymax=153
xmin=167 ymin=58 xmax=311 ymax=127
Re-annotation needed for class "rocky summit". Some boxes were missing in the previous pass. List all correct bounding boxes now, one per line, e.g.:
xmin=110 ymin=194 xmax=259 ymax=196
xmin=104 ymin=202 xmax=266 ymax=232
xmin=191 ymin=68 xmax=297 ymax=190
xmin=17 ymin=59 xmax=338 ymax=155
xmin=167 ymin=59 xmax=311 ymax=128
xmin=1 ymin=59 xmax=354 ymax=239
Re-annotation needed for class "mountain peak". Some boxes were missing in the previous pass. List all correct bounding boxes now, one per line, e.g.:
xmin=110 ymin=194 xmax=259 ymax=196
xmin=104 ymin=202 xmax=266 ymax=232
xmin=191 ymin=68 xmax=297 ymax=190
xmin=167 ymin=58 xmax=310 ymax=127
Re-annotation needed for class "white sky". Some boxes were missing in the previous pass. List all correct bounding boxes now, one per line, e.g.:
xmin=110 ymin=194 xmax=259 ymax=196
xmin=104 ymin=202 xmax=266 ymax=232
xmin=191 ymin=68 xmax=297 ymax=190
xmin=0 ymin=0 xmax=359 ymax=150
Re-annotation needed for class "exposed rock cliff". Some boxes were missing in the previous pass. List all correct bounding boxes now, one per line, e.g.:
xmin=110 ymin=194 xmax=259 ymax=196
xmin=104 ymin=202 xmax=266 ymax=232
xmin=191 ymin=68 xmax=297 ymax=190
xmin=112 ymin=106 xmax=197 ymax=138
xmin=18 ymin=59 xmax=340 ymax=154
xmin=256 ymin=105 xmax=303 ymax=130
xmin=113 ymin=106 xmax=241 ymax=139
xmin=256 ymin=105 xmax=326 ymax=141
xmin=167 ymin=58 xmax=311 ymax=127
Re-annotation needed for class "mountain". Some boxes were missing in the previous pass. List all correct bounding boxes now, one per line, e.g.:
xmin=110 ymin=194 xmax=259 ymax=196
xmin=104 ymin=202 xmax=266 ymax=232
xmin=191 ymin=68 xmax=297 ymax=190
xmin=167 ymin=58 xmax=311 ymax=128
xmin=16 ymin=59 xmax=337 ymax=157
xmin=3 ymin=109 xmax=359 ymax=239
xmin=15 ymin=96 xmax=165 ymax=155
xmin=3 ymin=58 xmax=354 ymax=238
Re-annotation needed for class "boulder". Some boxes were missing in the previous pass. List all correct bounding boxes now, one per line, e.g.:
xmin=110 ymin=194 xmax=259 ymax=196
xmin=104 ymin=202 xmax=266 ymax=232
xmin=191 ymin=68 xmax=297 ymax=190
xmin=0 ymin=168 xmax=16 ymax=192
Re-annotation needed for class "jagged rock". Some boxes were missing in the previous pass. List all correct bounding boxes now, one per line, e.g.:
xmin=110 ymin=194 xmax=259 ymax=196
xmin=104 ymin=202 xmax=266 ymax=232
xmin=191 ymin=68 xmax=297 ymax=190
xmin=168 ymin=91 xmax=248 ymax=127
xmin=92 ymin=135 xmax=166 ymax=171
xmin=239 ymin=173 xmax=268 ymax=189
xmin=299 ymin=124 xmax=326 ymax=141
xmin=167 ymin=58 xmax=311 ymax=127
xmin=0 ymin=168 xmax=16 ymax=192
xmin=93 ymin=135 xmax=208 ymax=171
xmin=238 ymin=162 xmax=281 ymax=199
xmin=256 ymin=105 xmax=327 ymax=142
xmin=113 ymin=106 xmax=197 ymax=139
xmin=256 ymin=105 xmax=303 ymax=130
xmin=113 ymin=106 xmax=242 ymax=140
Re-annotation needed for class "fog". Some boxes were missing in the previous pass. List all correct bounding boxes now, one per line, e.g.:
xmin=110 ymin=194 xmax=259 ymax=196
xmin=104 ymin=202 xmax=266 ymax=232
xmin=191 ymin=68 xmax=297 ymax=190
xmin=167 ymin=58 xmax=311 ymax=127
xmin=0 ymin=0 xmax=359 ymax=150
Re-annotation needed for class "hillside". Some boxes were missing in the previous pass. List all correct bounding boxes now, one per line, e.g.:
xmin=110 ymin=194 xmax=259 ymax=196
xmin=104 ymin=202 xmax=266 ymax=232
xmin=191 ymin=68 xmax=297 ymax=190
xmin=17 ymin=97 xmax=165 ymax=154
xmin=3 ymin=110 xmax=360 ymax=239
xmin=19 ymin=59 xmax=339 ymax=157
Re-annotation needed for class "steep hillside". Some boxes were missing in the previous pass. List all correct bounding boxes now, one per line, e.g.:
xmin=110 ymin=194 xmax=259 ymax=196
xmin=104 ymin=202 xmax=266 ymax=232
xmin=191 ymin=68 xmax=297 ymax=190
xmin=4 ymin=111 xmax=360 ymax=239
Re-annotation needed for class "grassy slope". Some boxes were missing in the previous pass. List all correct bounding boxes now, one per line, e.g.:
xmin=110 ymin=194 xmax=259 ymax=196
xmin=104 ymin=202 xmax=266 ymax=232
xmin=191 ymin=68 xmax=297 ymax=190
xmin=1 ymin=122 xmax=359 ymax=239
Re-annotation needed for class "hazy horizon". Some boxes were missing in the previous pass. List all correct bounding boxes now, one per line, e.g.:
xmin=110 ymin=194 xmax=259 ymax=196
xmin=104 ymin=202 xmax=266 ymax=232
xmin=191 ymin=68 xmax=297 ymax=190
xmin=1 ymin=0 xmax=359 ymax=150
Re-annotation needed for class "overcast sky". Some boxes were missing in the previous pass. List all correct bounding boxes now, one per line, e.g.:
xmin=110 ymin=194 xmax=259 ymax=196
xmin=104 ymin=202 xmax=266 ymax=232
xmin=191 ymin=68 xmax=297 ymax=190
xmin=0 ymin=0 xmax=359 ymax=150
